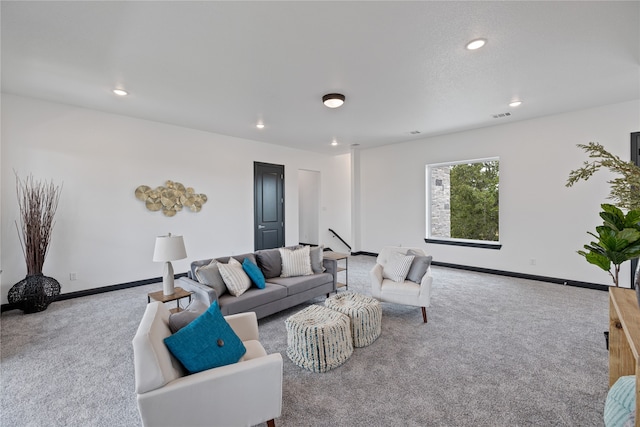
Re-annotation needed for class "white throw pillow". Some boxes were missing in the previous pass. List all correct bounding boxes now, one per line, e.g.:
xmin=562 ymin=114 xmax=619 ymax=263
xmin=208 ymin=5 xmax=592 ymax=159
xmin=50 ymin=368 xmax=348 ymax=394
xmin=279 ymin=246 xmax=313 ymax=277
xmin=382 ymin=251 xmax=415 ymax=283
xmin=217 ymin=258 xmax=251 ymax=297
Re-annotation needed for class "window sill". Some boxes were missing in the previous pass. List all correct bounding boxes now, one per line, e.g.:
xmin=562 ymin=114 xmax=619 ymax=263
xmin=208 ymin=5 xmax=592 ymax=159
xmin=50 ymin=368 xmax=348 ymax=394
xmin=424 ymin=238 xmax=502 ymax=250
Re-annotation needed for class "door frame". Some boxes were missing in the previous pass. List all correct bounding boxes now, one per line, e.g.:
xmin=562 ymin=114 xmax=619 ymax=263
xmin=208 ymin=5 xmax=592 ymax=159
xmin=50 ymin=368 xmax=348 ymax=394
xmin=254 ymin=162 xmax=285 ymax=250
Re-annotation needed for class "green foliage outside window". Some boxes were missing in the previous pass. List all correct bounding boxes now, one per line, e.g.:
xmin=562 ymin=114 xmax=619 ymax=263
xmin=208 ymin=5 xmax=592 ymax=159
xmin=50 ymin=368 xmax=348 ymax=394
xmin=450 ymin=161 xmax=500 ymax=241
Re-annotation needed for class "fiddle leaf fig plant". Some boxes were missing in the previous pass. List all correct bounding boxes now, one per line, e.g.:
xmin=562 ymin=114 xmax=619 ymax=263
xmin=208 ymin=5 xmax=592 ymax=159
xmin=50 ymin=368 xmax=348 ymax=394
xmin=578 ymin=204 xmax=640 ymax=286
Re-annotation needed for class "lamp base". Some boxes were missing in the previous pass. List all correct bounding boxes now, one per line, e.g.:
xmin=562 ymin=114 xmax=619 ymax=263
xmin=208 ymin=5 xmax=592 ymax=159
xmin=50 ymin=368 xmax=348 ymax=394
xmin=163 ymin=261 xmax=175 ymax=296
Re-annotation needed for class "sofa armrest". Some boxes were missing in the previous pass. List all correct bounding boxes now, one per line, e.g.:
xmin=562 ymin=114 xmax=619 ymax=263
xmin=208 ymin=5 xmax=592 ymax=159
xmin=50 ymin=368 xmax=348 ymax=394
xmin=176 ymin=277 xmax=218 ymax=307
xmin=370 ymin=263 xmax=383 ymax=298
xmin=225 ymin=312 xmax=259 ymax=342
xmin=418 ymin=267 xmax=433 ymax=306
xmin=137 ymin=353 xmax=283 ymax=427
xmin=323 ymin=258 xmax=338 ymax=291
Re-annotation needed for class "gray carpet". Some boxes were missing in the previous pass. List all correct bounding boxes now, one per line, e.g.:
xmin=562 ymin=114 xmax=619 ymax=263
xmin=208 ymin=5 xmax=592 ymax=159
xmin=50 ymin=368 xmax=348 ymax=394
xmin=1 ymin=255 xmax=609 ymax=426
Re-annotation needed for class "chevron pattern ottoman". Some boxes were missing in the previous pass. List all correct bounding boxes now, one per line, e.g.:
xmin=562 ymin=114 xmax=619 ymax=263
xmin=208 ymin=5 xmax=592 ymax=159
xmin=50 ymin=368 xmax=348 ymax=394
xmin=285 ymin=305 xmax=353 ymax=373
xmin=325 ymin=292 xmax=382 ymax=348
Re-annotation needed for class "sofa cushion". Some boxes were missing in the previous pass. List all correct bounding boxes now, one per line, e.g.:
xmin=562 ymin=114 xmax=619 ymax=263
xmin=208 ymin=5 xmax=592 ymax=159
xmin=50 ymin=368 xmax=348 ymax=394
xmin=279 ymin=246 xmax=313 ymax=277
xmin=132 ymin=302 xmax=184 ymax=394
xmin=255 ymin=248 xmax=282 ymax=279
xmin=310 ymin=245 xmax=326 ymax=273
xmin=194 ymin=260 xmax=227 ymax=297
xmin=218 ymin=283 xmax=288 ymax=315
xmin=164 ymin=301 xmax=246 ymax=374
xmin=405 ymin=250 xmax=432 ymax=284
xmin=168 ymin=300 xmax=207 ymax=333
xmin=218 ymin=258 xmax=252 ymax=297
xmin=268 ymin=273 xmax=333 ymax=296
xmin=243 ymin=258 xmax=266 ymax=289
xmin=216 ymin=253 xmax=257 ymax=266
xmin=240 ymin=340 xmax=268 ymax=362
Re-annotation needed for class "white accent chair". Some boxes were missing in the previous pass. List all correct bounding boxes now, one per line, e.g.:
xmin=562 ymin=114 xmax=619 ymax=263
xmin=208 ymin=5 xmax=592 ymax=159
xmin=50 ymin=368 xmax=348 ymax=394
xmin=370 ymin=247 xmax=433 ymax=323
xmin=132 ymin=301 xmax=283 ymax=427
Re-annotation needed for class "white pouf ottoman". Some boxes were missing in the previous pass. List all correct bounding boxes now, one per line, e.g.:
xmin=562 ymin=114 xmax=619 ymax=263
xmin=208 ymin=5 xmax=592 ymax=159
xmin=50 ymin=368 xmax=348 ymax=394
xmin=285 ymin=305 xmax=353 ymax=373
xmin=325 ymin=292 xmax=382 ymax=348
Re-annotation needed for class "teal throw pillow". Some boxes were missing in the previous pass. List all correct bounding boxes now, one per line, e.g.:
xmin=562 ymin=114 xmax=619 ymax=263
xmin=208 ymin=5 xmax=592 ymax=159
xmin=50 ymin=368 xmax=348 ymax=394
xmin=243 ymin=258 xmax=266 ymax=289
xmin=164 ymin=301 xmax=246 ymax=374
xmin=605 ymin=375 xmax=636 ymax=427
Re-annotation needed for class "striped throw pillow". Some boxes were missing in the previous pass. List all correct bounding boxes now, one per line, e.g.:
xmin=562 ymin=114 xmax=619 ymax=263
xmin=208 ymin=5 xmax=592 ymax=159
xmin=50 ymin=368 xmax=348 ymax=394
xmin=218 ymin=258 xmax=252 ymax=297
xmin=382 ymin=252 xmax=415 ymax=283
xmin=279 ymin=246 xmax=313 ymax=277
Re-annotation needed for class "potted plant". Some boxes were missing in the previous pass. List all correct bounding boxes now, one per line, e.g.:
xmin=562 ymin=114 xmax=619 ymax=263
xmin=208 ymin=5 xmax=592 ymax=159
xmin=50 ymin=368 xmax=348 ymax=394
xmin=567 ymin=143 xmax=640 ymax=291
xmin=577 ymin=204 xmax=640 ymax=287
xmin=567 ymin=142 xmax=640 ymax=349
xmin=8 ymin=173 xmax=62 ymax=313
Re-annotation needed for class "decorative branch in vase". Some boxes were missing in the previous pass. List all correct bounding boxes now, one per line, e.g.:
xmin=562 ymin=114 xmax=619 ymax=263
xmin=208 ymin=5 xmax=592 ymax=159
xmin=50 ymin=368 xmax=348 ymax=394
xmin=8 ymin=173 xmax=63 ymax=313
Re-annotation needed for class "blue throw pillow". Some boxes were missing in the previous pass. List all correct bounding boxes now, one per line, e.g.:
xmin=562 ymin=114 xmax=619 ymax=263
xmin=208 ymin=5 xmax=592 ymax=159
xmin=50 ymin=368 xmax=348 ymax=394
xmin=164 ymin=301 xmax=246 ymax=374
xmin=243 ymin=258 xmax=266 ymax=289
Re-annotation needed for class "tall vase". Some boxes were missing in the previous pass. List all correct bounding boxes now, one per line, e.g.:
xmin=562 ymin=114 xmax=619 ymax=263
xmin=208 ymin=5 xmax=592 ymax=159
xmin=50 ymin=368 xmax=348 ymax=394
xmin=8 ymin=274 xmax=61 ymax=313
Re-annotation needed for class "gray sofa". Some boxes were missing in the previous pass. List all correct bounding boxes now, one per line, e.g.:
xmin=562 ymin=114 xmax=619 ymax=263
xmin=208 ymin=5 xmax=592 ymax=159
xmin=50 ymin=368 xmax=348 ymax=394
xmin=178 ymin=247 xmax=337 ymax=319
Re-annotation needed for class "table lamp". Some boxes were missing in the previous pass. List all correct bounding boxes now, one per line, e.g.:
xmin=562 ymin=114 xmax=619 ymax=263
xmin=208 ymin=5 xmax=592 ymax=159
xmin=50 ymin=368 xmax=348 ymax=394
xmin=153 ymin=233 xmax=187 ymax=295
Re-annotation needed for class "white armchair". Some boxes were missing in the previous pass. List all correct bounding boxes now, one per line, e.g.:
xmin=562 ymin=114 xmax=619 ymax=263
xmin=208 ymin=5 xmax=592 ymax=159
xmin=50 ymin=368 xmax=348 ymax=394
xmin=132 ymin=302 xmax=283 ymax=427
xmin=370 ymin=247 xmax=433 ymax=323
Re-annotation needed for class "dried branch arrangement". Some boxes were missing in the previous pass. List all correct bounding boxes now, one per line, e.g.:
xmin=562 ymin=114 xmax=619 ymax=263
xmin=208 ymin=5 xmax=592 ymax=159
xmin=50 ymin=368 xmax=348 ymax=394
xmin=566 ymin=142 xmax=640 ymax=211
xmin=15 ymin=173 xmax=62 ymax=275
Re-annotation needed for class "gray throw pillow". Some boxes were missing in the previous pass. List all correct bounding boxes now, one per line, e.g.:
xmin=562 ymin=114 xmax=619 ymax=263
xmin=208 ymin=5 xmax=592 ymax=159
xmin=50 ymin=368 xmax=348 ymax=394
xmin=195 ymin=260 xmax=227 ymax=297
xmin=255 ymin=248 xmax=282 ymax=279
xmin=168 ymin=300 xmax=207 ymax=333
xmin=309 ymin=245 xmax=325 ymax=273
xmin=406 ymin=249 xmax=433 ymax=284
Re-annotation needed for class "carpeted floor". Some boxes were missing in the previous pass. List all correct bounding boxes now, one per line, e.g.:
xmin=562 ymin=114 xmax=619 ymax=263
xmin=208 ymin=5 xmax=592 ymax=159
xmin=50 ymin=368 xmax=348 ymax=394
xmin=1 ymin=255 xmax=609 ymax=426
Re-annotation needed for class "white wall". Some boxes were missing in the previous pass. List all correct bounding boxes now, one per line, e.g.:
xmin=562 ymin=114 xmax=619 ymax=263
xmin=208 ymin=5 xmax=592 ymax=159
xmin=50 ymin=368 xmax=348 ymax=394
xmin=0 ymin=94 xmax=351 ymax=304
xmin=298 ymin=169 xmax=320 ymax=245
xmin=357 ymin=100 xmax=640 ymax=287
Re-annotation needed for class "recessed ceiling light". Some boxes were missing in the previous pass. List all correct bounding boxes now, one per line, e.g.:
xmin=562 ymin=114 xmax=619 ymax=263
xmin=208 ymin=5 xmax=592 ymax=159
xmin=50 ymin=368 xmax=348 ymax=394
xmin=323 ymin=93 xmax=345 ymax=108
xmin=113 ymin=89 xmax=128 ymax=96
xmin=465 ymin=38 xmax=486 ymax=50
xmin=509 ymin=100 xmax=522 ymax=107
xmin=256 ymin=122 xmax=265 ymax=129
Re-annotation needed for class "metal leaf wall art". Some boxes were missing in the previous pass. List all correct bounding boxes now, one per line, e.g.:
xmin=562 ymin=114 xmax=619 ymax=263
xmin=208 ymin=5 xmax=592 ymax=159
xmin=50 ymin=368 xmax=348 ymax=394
xmin=135 ymin=180 xmax=207 ymax=217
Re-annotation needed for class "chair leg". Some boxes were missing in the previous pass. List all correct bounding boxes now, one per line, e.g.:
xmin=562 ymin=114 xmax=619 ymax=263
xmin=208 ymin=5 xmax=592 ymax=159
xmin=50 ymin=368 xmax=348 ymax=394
xmin=421 ymin=307 xmax=427 ymax=323
xmin=267 ymin=419 xmax=276 ymax=427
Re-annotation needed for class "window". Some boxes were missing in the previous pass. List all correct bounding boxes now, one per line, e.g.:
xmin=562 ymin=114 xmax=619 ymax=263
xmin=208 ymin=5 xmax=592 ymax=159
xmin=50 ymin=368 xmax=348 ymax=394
xmin=426 ymin=158 xmax=500 ymax=249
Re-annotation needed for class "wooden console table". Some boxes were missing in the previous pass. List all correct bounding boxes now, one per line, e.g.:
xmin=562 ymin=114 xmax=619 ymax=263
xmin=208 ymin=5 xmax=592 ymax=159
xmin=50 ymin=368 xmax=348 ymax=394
xmin=609 ymin=287 xmax=640 ymax=425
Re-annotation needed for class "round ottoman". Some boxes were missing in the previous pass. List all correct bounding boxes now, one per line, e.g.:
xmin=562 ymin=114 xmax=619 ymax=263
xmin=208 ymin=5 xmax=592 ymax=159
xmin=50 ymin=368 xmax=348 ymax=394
xmin=285 ymin=305 xmax=353 ymax=373
xmin=325 ymin=292 xmax=382 ymax=348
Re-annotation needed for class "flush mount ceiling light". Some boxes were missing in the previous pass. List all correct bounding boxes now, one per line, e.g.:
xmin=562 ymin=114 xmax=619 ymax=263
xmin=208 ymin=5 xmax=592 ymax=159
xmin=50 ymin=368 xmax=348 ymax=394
xmin=465 ymin=38 xmax=486 ymax=50
xmin=322 ymin=93 xmax=345 ymax=108
xmin=256 ymin=122 xmax=265 ymax=129
xmin=113 ymin=89 xmax=128 ymax=96
xmin=331 ymin=138 xmax=338 ymax=146
xmin=509 ymin=100 xmax=523 ymax=107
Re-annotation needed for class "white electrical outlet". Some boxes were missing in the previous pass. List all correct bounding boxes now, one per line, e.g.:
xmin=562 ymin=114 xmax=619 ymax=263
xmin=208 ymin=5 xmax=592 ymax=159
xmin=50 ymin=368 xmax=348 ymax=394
xmin=70 ymin=272 xmax=77 ymax=281
xmin=529 ymin=259 xmax=537 ymax=266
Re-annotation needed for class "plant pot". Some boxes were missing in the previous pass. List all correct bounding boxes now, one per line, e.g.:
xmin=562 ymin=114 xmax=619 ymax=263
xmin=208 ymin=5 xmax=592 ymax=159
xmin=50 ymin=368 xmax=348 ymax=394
xmin=8 ymin=274 xmax=61 ymax=313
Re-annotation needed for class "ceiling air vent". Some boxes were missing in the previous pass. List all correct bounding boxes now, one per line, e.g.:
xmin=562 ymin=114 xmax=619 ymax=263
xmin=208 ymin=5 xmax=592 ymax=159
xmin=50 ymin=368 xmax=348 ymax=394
xmin=492 ymin=112 xmax=512 ymax=119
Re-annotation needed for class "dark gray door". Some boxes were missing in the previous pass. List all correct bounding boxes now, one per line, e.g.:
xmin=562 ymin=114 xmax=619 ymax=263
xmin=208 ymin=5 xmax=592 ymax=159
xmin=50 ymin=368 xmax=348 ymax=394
xmin=631 ymin=132 xmax=639 ymax=287
xmin=254 ymin=162 xmax=285 ymax=250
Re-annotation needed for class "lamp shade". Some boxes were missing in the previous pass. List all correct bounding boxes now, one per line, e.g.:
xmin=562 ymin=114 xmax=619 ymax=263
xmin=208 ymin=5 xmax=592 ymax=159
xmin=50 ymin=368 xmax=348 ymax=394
xmin=153 ymin=233 xmax=187 ymax=262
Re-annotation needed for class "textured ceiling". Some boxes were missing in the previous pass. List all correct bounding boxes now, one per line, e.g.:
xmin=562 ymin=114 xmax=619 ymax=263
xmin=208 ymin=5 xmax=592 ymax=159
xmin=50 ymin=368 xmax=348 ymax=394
xmin=2 ymin=1 xmax=639 ymax=154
